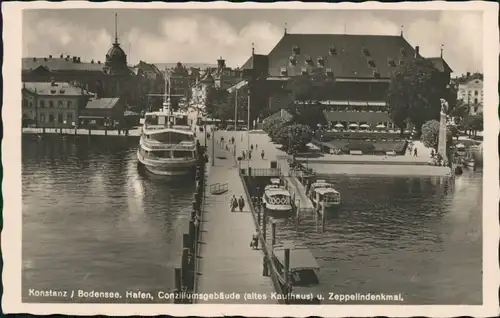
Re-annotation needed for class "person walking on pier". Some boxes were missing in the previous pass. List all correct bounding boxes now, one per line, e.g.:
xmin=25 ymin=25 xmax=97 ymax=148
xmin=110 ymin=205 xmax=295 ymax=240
xmin=230 ymin=195 xmax=238 ymax=212
xmin=251 ymin=144 xmax=254 ymax=151
xmin=261 ymin=150 xmax=265 ymax=160
xmin=238 ymin=196 xmax=245 ymax=212
xmin=250 ymin=232 xmax=259 ymax=250
xmin=248 ymin=150 xmax=252 ymax=160
xmin=255 ymin=144 xmax=258 ymax=150
xmin=413 ymin=148 xmax=418 ymax=157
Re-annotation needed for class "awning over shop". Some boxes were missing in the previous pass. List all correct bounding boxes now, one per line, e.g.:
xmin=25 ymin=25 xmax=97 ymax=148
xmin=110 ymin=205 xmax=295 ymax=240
xmin=79 ymin=115 xmax=106 ymax=119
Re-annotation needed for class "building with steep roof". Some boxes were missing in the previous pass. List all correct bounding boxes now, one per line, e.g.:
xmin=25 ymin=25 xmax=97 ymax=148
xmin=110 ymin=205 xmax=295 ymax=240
xmin=79 ymin=96 xmax=125 ymax=128
xmin=238 ymin=31 xmax=452 ymax=131
xmin=22 ymin=14 xmax=148 ymax=110
xmin=454 ymin=72 xmax=483 ymax=115
xmin=22 ymin=81 xmax=92 ymax=128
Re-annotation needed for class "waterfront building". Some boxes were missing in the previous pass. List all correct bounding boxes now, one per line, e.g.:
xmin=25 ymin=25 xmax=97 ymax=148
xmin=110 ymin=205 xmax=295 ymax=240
xmin=454 ymin=72 xmax=483 ymax=115
xmin=79 ymin=96 xmax=125 ymax=128
xmin=132 ymin=61 xmax=165 ymax=111
xmin=22 ymin=81 xmax=91 ymax=128
xmin=22 ymin=14 xmax=150 ymax=110
xmin=238 ymin=31 xmax=452 ymax=132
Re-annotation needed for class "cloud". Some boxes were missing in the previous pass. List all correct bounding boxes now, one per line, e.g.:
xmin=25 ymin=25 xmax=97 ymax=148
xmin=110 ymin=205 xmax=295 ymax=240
xmin=22 ymin=11 xmax=482 ymax=74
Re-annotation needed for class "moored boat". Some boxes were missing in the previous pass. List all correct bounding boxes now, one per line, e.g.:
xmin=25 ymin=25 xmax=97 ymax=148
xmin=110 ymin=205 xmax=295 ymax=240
xmin=262 ymin=179 xmax=292 ymax=214
xmin=271 ymin=242 xmax=322 ymax=304
xmin=308 ymin=180 xmax=341 ymax=208
xmin=137 ymin=74 xmax=197 ymax=176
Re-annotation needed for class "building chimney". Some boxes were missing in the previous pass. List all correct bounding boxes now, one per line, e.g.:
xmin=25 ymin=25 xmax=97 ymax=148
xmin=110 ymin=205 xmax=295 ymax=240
xmin=91 ymin=59 xmax=94 ymax=64
xmin=414 ymin=46 xmax=420 ymax=58
xmin=467 ymin=72 xmax=471 ymax=77
xmin=60 ymin=54 xmax=63 ymax=58
xmin=73 ymin=56 xmax=77 ymax=63
xmin=217 ymin=57 xmax=225 ymax=69
xmin=49 ymin=55 xmax=52 ymax=59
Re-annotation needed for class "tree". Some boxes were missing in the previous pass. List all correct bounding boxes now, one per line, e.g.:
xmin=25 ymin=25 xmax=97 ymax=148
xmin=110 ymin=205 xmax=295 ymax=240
xmin=275 ymin=124 xmax=313 ymax=156
xmin=386 ymin=58 xmax=447 ymax=133
xmin=264 ymin=117 xmax=289 ymax=140
xmin=284 ymin=68 xmax=334 ymax=129
xmin=449 ymin=99 xmax=470 ymax=124
xmin=420 ymin=119 xmax=453 ymax=150
xmin=461 ymin=112 xmax=483 ymax=136
xmin=205 ymin=86 xmax=231 ymax=122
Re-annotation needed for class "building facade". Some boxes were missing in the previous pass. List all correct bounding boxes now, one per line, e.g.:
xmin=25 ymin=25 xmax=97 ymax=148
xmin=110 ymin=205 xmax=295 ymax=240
xmin=239 ymin=32 xmax=452 ymax=131
xmin=22 ymin=15 xmax=151 ymax=110
xmin=455 ymin=72 xmax=483 ymax=115
xmin=22 ymin=81 xmax=90 ymax=128
xmin=79 ymin=96 xmax=125 ymax=128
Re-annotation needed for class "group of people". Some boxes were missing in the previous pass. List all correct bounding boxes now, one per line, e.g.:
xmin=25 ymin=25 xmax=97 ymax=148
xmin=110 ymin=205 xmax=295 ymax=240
xmin=241 ymin=144 xmax=265 ymax=160
xmin=230 ymin=194 xmax=246 ymax=212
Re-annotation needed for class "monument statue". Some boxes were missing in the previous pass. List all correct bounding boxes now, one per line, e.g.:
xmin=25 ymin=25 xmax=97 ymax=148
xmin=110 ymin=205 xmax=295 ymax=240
xmin=440 ymin=98 xmax=448 ymax=115
xmin=437 ymin=98 xmax=449 ymax=164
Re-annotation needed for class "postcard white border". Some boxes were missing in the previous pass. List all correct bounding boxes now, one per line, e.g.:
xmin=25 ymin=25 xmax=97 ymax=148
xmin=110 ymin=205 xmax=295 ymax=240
xmin=2 ymin=1 xmax=499 ymax=317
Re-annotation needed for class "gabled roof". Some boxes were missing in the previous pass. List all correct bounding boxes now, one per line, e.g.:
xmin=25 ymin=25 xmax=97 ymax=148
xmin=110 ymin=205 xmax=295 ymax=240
xmin=23 ymin=82 xmax=89 ymax=96
xmin=455 ymin=72 xmax=483 ymax=84
xmin=85 ymin=97 xmax=121 ymax=109
xmin=242 ymin=33 xmax=444 ymax=79
xmin=427 ymin=57 xmax=453 ymax=73
xmin=23 ymin=57 xmax=105 ymax=72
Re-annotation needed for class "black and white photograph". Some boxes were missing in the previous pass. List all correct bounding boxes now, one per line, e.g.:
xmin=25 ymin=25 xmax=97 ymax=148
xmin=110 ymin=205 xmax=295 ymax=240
xmin=2 ymin=1 xmax=498 ymax=317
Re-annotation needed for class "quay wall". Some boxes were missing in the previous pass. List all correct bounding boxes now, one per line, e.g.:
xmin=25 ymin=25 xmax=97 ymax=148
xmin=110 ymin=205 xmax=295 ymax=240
xmin=239 ymin=170 xmax=288 ymax=305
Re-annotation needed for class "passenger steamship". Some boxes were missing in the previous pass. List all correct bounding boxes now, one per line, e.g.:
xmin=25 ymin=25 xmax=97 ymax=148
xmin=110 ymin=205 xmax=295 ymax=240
xmin=137 ymin=75 xmax=197 ymax=176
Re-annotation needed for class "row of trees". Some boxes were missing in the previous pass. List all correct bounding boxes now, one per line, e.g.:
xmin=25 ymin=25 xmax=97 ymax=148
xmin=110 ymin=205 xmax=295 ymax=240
xmin=263 ymin=117 xmax=313 ymax=156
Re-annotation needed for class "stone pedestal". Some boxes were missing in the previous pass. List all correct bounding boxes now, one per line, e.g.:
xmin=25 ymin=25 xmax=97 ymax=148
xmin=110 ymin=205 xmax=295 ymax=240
xmin=437 ymin=112 xmax=448 ymax=162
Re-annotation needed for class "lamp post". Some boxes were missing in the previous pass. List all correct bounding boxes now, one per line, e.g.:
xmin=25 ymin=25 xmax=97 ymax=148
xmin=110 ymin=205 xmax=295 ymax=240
xmin=234 ymin=88 xmax=238 ymax=159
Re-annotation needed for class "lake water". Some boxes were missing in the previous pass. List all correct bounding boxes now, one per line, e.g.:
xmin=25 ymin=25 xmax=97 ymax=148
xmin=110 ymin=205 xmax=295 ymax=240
xmin=22 ymin=135 xmax=482 ymax=304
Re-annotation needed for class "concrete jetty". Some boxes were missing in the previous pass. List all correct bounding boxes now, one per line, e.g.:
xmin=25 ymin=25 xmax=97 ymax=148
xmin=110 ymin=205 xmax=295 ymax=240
xmin=195 ymin=143 xmax=276 ymax=304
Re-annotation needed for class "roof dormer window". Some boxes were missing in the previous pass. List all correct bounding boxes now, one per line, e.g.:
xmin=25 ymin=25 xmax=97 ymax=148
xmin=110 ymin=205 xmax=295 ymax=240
xmin=388 ymin=59 xmax=396 ymax=67
xmin=373 ymin=71 xmax=381 ymax=78
xmin=50 ymin=89 xmax=57 ymax=94
xmin=317 ymin=56 xmax=325 ymax=66
xmin=325 ymin=68 xmax=334 ymax=77
xmin=280 ymin=67 xmax=288 ymax=76
xmin=329 ymin=46 xmax=337 ymax=56
xmin=367 ymin=59 xmax=376 ymax=68
xmin=292 ymin=45 xmax=300 ymax=55
xmin=400 ymin=48 xmax=406 ymax=57
xmin=301 ymin=67 xmax=308 ymax=75
xmin=399 ymin=60 xmax=405 ymax=65
xmin=289 ymin=55 xmax=296 ymax=66
xmin=362 ymin=48 xmax=370 ymax=57
xmin=305 ymin=56 xmax=313 ymax=66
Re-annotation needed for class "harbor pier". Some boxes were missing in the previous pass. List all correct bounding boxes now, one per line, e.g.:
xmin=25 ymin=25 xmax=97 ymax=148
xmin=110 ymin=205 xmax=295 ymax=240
xmin=195 ymin=143 xmax=277 ymax=303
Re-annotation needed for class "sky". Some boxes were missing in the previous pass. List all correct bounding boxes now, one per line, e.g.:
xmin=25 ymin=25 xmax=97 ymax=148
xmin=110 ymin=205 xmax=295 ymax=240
xmin=22 ymin=9 xmax=483 ymax=75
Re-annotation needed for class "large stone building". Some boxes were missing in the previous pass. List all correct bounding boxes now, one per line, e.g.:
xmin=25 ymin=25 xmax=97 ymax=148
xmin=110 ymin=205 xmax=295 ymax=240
xmin=22 ymin=81 xmax=91 ymax=128
xmin=454 ymin=72 xmax=483 ymax=115
xmin=22 ymin=14 xmax=149 ymax=110
xmin=238 ymin=31 xmax=452 ymax=130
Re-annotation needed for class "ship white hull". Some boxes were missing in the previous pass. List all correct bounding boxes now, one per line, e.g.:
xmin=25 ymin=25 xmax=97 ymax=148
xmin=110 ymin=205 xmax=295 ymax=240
xmin=137 ymin=149 xmax=196 ymax=176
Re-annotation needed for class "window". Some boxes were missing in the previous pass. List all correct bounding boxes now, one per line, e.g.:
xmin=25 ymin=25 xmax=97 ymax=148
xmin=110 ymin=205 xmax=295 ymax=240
xmin=48 ymin=114 xmax=54 ymax=122
xmin=474 ymin=98 xmax=478 ymax=104
xmin=49 ymin=101 xmax=54 ymax=108
xmin=67 ymin=100 xmax=72 ymax=108
xmin=40 ymin=100 xmax=45 ymax=108
xmin=58 ymin=100 xmax=63 ymax=108
xmin=40 ymin=114 xmax=45 ymax=123
xmin=67 ymin=113 xmax=73 ymax=123
xmin=29 ymin=101 xmax=33 ymax=108
xmin=474 ymin=90 xmax=478 ymax=95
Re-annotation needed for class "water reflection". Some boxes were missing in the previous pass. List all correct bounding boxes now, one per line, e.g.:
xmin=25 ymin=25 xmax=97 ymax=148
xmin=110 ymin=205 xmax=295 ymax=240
xmin=22 ymin=136 xmax=196 ymax=302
